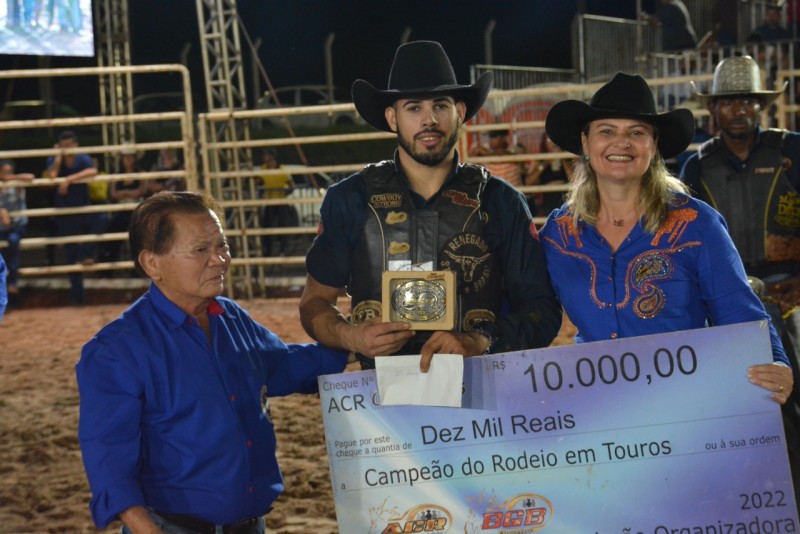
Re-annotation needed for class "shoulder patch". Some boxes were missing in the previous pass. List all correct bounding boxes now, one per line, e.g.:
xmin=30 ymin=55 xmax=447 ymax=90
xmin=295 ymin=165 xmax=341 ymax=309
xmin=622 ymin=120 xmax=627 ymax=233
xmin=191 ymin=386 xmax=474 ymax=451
xmin=442 ymin=189 xmax=479 ymax=208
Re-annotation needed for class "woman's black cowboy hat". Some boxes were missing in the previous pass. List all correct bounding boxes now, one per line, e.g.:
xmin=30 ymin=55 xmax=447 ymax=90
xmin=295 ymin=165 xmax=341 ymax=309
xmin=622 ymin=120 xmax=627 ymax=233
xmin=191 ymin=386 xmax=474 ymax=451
xmin=545 ymin=72 xmax=695 ymax=160
xmin=352 ymin=40 xmax=493 ymax=132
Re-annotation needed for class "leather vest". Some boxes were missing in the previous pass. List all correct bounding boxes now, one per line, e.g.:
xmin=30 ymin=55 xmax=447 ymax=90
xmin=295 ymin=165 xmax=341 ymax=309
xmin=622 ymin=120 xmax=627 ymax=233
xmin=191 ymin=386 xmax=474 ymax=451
xmin=349 ymin=160 xmax=502 ymax=353
xmin=698 ymin=130 xmax=800 ymax=275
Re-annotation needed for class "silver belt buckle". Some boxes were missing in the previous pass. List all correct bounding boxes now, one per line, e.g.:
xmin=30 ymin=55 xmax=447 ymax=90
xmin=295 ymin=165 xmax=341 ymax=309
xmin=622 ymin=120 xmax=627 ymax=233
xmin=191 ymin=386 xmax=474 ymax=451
xmin=381 ymin=270 xmax=456 ymax=330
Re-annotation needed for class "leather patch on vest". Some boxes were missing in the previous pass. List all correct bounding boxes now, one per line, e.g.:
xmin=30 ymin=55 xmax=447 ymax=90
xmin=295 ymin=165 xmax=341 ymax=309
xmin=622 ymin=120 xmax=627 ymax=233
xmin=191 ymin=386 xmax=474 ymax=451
xmin=769 ymin=191 xmax=800 ymax=262
xmin=442 ymin=189 xmax=479 ymax=208
xmin=385 ymin=211 xmax=408 ymax=224
xmin=370 ymin=193 xmax=402 ymax=208
xmin=441 ymin=233 xmax=492 ymax=292
xmin=388 ymin=241 xmax=411 ymax=255
xmin=463 ymin=309 xmax=497 ymax=331
xmin=775 ymin=191 xmax=800 ymax=229
xmin=352 ymin=300 xmax=382 ymax=323
xmin=754 ymin=167 xmax=777 ymax=174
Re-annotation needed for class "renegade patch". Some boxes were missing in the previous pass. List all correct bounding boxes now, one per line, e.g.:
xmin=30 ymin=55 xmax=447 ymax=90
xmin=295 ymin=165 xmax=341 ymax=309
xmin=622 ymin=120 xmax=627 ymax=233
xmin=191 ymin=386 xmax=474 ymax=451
xmin=440 ymin=233 xmax=492 ymax=293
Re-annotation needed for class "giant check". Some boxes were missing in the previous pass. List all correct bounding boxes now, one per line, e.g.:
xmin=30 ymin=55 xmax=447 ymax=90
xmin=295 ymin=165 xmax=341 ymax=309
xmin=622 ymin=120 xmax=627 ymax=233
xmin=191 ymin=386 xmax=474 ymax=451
xmin=318 ymin=321 xmax=798 ymax=533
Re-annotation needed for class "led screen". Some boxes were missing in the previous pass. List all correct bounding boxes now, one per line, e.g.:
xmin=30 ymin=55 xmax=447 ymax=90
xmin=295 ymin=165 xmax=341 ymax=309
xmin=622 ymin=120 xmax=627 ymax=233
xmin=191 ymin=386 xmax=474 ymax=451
xmin=0 ymin=0 xmax=94 ymax=57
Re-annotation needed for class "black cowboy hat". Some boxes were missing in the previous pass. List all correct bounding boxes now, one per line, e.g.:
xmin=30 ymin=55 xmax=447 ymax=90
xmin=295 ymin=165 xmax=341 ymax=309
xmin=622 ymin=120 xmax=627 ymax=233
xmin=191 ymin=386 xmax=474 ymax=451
xmin=351 ymin=40 xmax=493 ymax=132
xmin=545 ymin=72 xmax=695 ymax=160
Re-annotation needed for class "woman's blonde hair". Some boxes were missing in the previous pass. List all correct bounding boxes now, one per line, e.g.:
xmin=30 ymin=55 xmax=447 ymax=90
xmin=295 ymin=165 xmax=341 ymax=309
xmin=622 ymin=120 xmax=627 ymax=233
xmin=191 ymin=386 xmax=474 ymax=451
xmin=565 ymin=152 xmax=688 ymax=234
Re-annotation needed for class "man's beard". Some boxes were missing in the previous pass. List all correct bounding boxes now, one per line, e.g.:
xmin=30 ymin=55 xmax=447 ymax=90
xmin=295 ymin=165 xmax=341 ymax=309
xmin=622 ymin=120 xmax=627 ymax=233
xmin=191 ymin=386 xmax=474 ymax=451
xmin=397 ymin=125 xmax=460 ymax=167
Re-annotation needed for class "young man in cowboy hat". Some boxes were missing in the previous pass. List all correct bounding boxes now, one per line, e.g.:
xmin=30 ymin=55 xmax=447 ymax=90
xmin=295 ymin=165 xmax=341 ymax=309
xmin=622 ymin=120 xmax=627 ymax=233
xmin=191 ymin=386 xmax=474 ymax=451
xmin=681 ymin=55 xmax=800 ymax=503
xmin=299 ymin=40 xmax=561 ymax=372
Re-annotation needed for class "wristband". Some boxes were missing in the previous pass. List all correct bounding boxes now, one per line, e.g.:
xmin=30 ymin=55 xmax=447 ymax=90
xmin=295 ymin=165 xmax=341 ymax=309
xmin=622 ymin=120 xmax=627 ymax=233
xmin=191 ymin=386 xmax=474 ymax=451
xmin=471 ymin=321 xmax=498 ymax=354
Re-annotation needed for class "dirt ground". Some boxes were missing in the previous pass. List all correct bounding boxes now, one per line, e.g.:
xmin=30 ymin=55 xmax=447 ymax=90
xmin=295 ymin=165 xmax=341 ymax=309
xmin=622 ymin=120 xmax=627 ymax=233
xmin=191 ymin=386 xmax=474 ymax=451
xmin=0 ymin=292 xmax=575 ymax=534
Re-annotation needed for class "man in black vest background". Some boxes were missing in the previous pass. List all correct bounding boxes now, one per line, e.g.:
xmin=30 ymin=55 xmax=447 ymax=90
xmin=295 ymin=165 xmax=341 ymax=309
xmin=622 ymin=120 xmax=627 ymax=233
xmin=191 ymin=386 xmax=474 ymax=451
xmin=681 ymin=55 xmax=800 ymax=503
xmin=682 ymin=55 xmax=800 ymax=339
xmin=299 ymin=41 xmax=560 ymax=372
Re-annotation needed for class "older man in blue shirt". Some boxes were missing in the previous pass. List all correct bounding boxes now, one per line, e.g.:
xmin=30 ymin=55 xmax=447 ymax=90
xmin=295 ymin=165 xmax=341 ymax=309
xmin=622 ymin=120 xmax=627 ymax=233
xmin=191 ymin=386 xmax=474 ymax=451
xmin=76 ymin=191 xmax=347 ymax=533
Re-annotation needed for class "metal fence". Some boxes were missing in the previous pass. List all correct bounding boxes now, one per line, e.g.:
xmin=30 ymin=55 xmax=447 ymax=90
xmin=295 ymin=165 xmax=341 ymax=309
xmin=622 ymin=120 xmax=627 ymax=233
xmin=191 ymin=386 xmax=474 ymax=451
xmin=3 ymin=64 xmax=799 ymax=299
xmin=470 ymin=65 xmax=580 ymax=91
xmin=574 ymin=14 xmax=661 ymax=82
xmin=0 ymin=64 xmax=196 ymax=280
xmin=469 ymin=2 xmax=793 ymax=94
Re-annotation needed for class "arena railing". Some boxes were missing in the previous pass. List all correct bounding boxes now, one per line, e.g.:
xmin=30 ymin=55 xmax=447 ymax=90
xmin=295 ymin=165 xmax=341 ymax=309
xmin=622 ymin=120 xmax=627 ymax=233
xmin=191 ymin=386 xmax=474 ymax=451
xmin=0 ymin=64 xmax=195 ymax=283
xmin=4 ymin=68 xmax=796 ymax=299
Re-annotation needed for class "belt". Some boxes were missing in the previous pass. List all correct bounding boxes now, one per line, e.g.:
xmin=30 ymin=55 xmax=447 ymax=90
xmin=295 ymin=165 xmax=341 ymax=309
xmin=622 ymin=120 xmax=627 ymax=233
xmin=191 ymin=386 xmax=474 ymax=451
xmin=155 ymin=511 xmax=259 ymax=534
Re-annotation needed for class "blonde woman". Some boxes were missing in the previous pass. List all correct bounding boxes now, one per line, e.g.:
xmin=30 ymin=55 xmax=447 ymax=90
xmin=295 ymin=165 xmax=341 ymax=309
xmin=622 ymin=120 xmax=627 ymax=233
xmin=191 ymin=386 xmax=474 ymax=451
xmin=539 ymin=72 xmax=792 ymax=404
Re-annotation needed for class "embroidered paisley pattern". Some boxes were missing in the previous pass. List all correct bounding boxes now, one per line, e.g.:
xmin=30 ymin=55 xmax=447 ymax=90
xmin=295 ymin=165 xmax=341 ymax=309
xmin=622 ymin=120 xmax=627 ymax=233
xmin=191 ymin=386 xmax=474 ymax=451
xmin=546 ymin=208 xmax=702 ymax=319
xmin=629 ymin=252 xmax=672 ymax=318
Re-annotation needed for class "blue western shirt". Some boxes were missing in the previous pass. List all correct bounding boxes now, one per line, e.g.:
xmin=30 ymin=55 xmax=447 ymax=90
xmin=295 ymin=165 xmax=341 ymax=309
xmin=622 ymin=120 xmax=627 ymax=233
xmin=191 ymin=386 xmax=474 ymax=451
xmin=76 ymin=284 xmax=348 ymax=527
xmin=539 ymin=194 xmax=788 ymax=365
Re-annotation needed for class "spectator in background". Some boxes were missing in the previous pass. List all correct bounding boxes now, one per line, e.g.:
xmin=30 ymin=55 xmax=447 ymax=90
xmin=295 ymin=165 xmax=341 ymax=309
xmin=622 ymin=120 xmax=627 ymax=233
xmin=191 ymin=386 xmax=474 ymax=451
xmin=0 ymin=160 xmax=34 ymax=308
xmin=86 ymin=156 xmax=109 ymax=206
xmin=45 ymin=130 xmax=98 ymax=305
xmin=751 ymin=5 xmax=792 ymax=43
xmin=147 ymin=148 xmax=185 ymax=196
xmin=526 ymin=132 xmax=576 ymax=217
xmin=681 ymin=55 xmax=797 ymax=348
xmin=98 ymin=149 xmax=145 ymax=266
xmin=644 ymin=0 xmax=698 ymax=52
xmin=468 ymin=129 xmax=527 ymax=187
xmin=257 ymin=148 xmax=297 ymax=257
